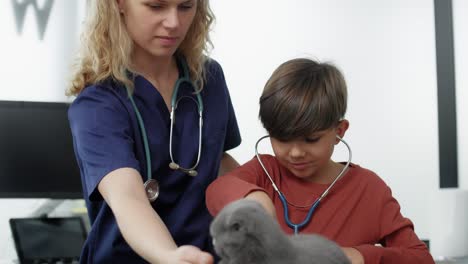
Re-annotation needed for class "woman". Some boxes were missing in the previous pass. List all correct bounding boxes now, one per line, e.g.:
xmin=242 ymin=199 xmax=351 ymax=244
xmin=67 ymin=1 xmax=240 ymax=263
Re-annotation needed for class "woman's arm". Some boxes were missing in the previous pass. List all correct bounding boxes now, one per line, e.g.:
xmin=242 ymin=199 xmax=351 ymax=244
xmin=218 ymin=152 xmax=240 ymax=176
xmin=98 ymin=168 xmax=213 ymax=264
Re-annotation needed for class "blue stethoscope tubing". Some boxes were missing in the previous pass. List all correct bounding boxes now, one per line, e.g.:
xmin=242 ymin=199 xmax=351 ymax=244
xmin=254 ymin=135 xmax=352 ymax=234
xmin=127 ymin=57 xmax=203 ymax=201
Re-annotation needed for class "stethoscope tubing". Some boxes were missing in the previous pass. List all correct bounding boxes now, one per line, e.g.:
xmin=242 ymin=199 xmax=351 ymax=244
xmin=167 ymin=62 xmax=203 ymax=176
xmin=126 ymin=57 xmax=204 ymax=202
xmin=168 ymin=95 xmax=203 ymax=174
xmin=255 ymin=134 xmax=352 ymax=234
xmin=129 ymin=94 xmax=152 ymax=182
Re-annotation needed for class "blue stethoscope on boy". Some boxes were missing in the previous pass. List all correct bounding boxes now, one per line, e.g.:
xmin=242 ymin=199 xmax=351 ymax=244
xmin=128 ymin=58 xmax=203 ymax=202
xmin=254 ymin=134 xmax=352 ymax=234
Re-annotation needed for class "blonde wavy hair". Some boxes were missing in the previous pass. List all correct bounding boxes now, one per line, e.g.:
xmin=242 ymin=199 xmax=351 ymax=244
xmin=67 ymin=0 xmax=215 ymax=96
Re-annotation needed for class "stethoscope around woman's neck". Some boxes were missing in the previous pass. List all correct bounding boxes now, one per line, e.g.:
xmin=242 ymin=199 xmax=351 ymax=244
xmin=127 ymin=57 xmax=203 ymax=202
xmin=254 ymin=134 xmax=352 ymax=234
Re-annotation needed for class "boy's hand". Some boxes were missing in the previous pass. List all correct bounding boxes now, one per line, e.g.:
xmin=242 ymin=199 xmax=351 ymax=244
xmin=162 ymin=246 xmax=213 ymax=264
xmin=341 ymin=247 xmax=364 ymax=264
xmin=245 ymin=191 xmax=276 ymax=218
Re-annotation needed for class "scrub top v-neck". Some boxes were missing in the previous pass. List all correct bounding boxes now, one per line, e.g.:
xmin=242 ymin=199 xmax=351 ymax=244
xmin=68 ymin=59 xmax=241 ymax=263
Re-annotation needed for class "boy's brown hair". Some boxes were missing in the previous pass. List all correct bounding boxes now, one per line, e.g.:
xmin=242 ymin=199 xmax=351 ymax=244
xmin=259 ymin=58 xmax=347 ymax=140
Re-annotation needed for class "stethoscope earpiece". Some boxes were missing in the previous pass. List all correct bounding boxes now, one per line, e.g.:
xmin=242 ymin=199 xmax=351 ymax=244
xmin=169 ymin=162 xmax=180 ymax=170
xmin=170 ymin=162 xmax=198 ymax=177
xmin=187 ymin=170 xmax=198 ymax=177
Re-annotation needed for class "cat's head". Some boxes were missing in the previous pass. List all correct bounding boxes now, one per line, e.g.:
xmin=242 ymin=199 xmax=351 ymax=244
xmin=210 ymin=199 xmax=270 ymax=260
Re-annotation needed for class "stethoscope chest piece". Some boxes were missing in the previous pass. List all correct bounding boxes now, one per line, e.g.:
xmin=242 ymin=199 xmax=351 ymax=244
xmin=144 ymin=179 xmax=160 ymax=202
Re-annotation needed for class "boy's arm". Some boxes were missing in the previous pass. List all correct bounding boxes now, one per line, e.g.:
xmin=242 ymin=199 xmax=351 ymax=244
xmin=245 ymin=191 xmax=276 ymax=218
xmin=354 ymin=233 xmax=434 ymax=263
xmin=341 ymin=248 xmax=364 ymax=264
xmin=206 ymin=157 xmax=268 ymax=216
xmin=352 ymin=186 xmax=434 ymax=264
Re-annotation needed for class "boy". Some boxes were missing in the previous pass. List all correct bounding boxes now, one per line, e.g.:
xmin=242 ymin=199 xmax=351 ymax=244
xmin=206 ymin=58 xmax=434 ymax=264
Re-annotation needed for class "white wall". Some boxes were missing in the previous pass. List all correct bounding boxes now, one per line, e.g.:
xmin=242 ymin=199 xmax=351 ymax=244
xmin=0 ymin=0 xmax=466 ymax=260
xmin=210 ymin=0 xmax=441 ymax=241
xmin=0 ymin=1 xmax=86 ymax=261
xmin=454 ymin=0 xmax=468 ymax=190
xmin=0 ymin=0 xmax=84 ymax=102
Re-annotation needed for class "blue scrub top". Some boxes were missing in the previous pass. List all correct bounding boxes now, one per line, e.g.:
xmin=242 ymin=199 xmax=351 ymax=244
xmin=68 ymin=59 xmax=241 ymax=263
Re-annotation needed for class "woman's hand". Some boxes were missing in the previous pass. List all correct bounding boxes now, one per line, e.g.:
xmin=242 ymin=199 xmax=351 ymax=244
xmin=161 ymin=245 xmax=214 ymax=264
xmin=341 ymin=247 xmax=364 ymax=264
xmin=99 ymin=169 xmax=212 ymax=264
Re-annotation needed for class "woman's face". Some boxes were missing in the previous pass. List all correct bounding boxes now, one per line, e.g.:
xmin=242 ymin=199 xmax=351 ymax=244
xmin=118 ymin=0 xmax=197 ymax=59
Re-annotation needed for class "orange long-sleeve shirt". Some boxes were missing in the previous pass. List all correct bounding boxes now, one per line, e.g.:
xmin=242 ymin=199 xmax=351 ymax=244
xmin=206 ymin=155 xmax=434 ymax=264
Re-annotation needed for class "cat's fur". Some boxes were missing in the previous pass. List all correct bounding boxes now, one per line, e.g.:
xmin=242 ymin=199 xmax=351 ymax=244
xmin=210 ymin=199 xmax=351 ymax=264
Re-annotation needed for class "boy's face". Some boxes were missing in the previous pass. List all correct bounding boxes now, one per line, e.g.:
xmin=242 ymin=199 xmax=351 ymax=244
xmin=270 ymin=120 xmax=349 ymax=183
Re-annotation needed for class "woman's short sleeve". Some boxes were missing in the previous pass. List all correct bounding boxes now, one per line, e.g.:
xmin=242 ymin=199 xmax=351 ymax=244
xmin=68 ymin=86 xmax=140 ymax=201
xmin=223 ymin=85 xmax=241 ymax=152
xmin=209 ymin=61 xmax=241 ymax=152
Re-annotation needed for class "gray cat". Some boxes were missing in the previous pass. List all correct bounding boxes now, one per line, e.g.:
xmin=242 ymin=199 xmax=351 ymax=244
xmin=210 ymin=199 xmax=351 ymax=264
